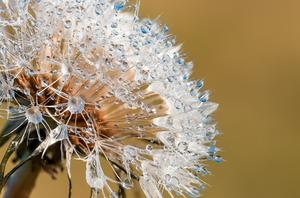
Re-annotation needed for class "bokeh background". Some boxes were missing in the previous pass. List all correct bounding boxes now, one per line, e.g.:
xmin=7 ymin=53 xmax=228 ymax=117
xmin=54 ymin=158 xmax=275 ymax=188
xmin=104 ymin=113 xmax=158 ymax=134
xmin=1 ymin=0 xmax=300 ymax=197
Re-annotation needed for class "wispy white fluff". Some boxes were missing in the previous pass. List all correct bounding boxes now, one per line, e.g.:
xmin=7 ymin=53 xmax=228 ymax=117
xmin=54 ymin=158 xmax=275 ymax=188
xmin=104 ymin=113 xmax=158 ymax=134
xmin=0 ymin=0 xmax=221 ymax=197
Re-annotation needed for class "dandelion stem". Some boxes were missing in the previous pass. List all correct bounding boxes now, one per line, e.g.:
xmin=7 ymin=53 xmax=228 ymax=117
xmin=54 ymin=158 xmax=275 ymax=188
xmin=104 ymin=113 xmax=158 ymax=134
xmin=0 ymin=134 xmax=22 ymax=192
xmin=68 ymin=173 xmax=72 ymax=198
xmin=3 ymin=158 xmax=41 ymax=198
xmin=116 ymin=168 xmax=126 ymax=198
xmin=1 ymin=146 xmax=42 ymax=197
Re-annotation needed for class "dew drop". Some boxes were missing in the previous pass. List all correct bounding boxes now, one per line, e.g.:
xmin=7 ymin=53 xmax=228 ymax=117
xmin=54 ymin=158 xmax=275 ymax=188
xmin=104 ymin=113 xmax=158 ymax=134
xmin=111 ymin=22 xmax=118 ymax=28
xmin=208 ymin=145 xmax=216 ymax=154
xmin=196 ymin=80 xmax=204 ymax=89
xmin=193 ymin=166 xmax=209 ymax=175
xmin=95 ymin=9 xmax=103 ymax=15
xmin=64 ymin=20 xmax=72 ymax=29
xmin=25 ymin=106 xmax=43 ymax=124
xmin=214 ymin=156 xmax=223 ymax=164
xmin=146 ymin=144 xmax=153 ymax=151
xmin=176 ymin=58 xmax=184 ymax=65
xmin=67 ymin=96 xmax=85 ymax=114
xmin=162 ymin=25 xmax=169 ymax=33
xmin=174 ymin=99 xmax=184 ymax=110
xmin=114 ymin=3 xmax=125 ymax=12
xmin=177 ymin=142 xmax=188 ymax=152
xmin=187 ymin=187 xmax=201 ymax=198
xmin=165 ymin=174 xmax=171 ymax=181
xmin=199 ymin=92 xmax=209 ymax=103
xmin=141 ymin=25 xmax=150 ymax=34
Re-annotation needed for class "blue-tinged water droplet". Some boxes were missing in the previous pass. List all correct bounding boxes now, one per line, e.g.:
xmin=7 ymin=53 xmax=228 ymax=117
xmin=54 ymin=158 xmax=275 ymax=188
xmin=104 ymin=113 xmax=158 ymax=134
xmin=199 ymin=92 xmax=209 ymax=103
xmin=95 ymin=4 xmax=103 ymax=15
xmin=176 ymin=58 xmax=184 ymax=65
xmin=208 ymin=145 xmax=216 ymax=154
xmin=141 ymin=25 xmax=150 ymax=34
xmin=196 ymin=80 xmax=204 ymax=89
xmin=193 ymin=166 xmax=209 ymax=175
xmin=183 ymin=74 xmax=189 ymax=80
xmin=111 ymin=22 xmax=118 ymax=28
xmin=145 ymin=19 xmax=153 ymax=26
xmin=199 ymin=96 xmax=207 ymax=103
xmin=214 ymin=156 xmax=223 ymax=164
xmin=114 ymin=3 xmax=125 ymax=11
xmin=187 ymin=187 xmax=201 ymax=198
xmin=163 ymin=25 xmax=169 ymax=33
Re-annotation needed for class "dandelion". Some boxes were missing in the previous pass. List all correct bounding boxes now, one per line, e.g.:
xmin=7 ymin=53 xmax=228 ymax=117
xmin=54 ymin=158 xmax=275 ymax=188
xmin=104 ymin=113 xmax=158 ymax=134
xmin=0 ymin=0 xmax=221 ymax=197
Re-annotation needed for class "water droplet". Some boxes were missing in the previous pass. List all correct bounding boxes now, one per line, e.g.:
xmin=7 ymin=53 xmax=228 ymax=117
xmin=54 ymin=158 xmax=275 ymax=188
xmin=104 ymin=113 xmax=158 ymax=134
xmin=176 ymin=58 xmax=184 ymax=65
xmin=196 ymin=80 xmax=204 ymax=89
xmin=183 ymin=74 xmax=189 ymax=81
xmin=86 ymin=153 xmax=106 ymax=189
xmin=178 ymin=142 xmax=188 ymax=152
xmin=114 ymin=2 xmax=125 ymax=12
xmin=193 ymin=165 xmax=208 ymax=175
xmin=165 ymin=174 xmax=171 ymax=181
xmin=141 ymin=25 xmax=150 ymax=34
xmin=64 ymin=20 xmax=72 ymax=29
xmin=208 ymin=145 xmax=216 ymax=154
xmin=67 ymin=96 xmax=85 ymax=114
xmin=95 ymin=7 xmax=103 ymax=15
xmin=187 ymin=187 xmax=201 ymax=198
xmin=199 ymin=92 xmax=209 ymax=103
xmin=174 ymin=99 xmax=184 ymax=110
xmin=146 ymin=144 xmax=153 ymax=151
xmin=111 ymin=22 xmax=118 ymax=28
xmin=25 ymin=106 xmax=43 ymax=124
xmin=162 ymin=54 xmax=171 ymax=63
xmin=162 ymin=25 xmax=169 ymax=33
xmin=214 ymin=156 xmax=223 ymax=164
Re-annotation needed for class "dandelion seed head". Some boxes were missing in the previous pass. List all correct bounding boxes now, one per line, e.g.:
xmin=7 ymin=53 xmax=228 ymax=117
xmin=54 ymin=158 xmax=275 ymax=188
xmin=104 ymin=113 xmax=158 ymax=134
xmin=0 ymin=0 xmax=221 ymax=197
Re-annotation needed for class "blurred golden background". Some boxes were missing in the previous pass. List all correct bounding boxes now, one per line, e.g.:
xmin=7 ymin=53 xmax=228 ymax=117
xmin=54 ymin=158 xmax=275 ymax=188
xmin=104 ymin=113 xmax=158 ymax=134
xmin=2 ymin=0 xmax=300 ymax=197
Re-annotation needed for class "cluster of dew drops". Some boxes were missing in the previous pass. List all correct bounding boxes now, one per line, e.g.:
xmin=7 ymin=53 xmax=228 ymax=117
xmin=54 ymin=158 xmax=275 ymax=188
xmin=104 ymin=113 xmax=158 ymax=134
xmin=0 ymin=0 xmax=222 ymax=197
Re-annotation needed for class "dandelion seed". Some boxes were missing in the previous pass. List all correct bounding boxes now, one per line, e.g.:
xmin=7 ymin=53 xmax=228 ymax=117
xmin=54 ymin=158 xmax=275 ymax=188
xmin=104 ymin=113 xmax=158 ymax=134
xmin=0 ymin=0 xmax=221 ymax=197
